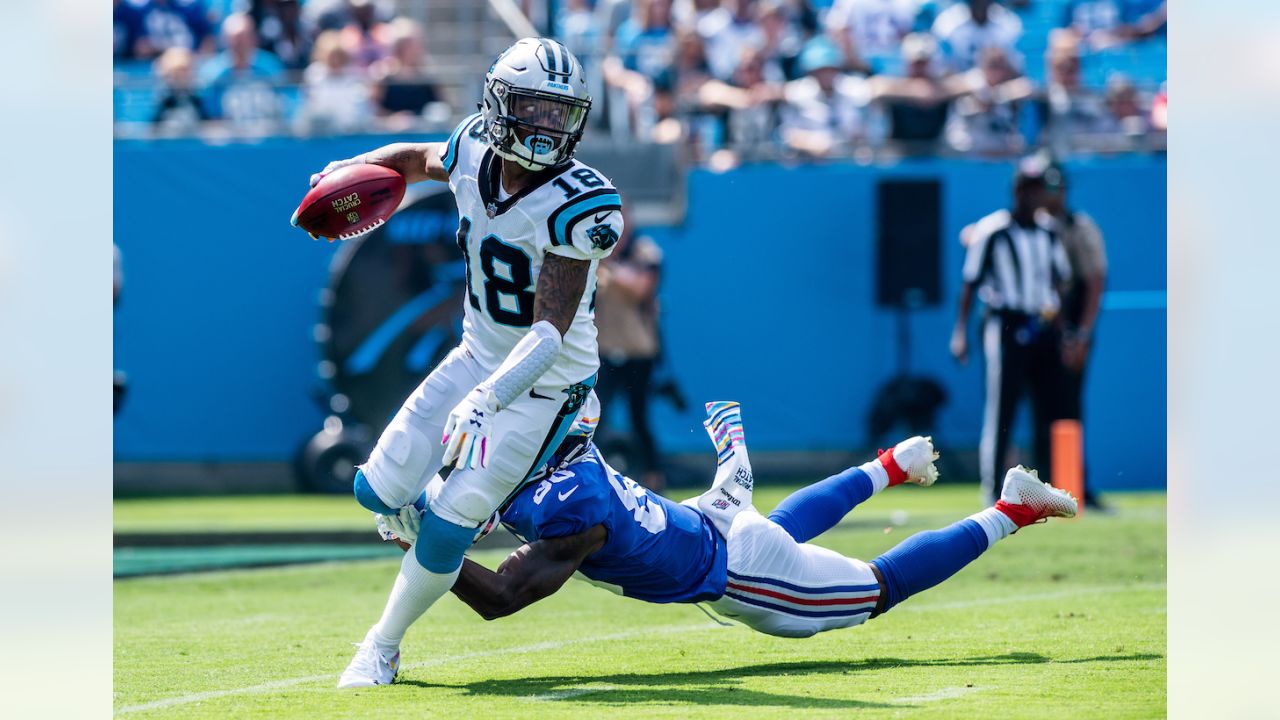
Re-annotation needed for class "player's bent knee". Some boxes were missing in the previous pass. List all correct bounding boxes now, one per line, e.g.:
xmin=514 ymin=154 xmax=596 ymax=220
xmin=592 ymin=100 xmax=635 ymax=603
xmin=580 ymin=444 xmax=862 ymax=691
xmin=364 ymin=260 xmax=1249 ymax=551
xmin=362 ymin=410 xmax=444 ymax=508
xmin=353 ymin=469 xmax=397 ymax=514
xmin=485 ymin=434 xmax=540 ymax=482
xmin=431 ymin=481 xmax=500 ymax=528
xmin=414 ymin=507 xmax=476 ymax=573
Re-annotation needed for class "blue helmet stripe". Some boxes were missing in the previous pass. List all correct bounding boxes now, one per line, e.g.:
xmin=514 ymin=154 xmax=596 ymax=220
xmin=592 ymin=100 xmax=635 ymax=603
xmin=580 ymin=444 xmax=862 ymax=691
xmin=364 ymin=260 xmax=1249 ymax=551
xmin=540 ymin=38 xmax=558 ymax=74
xmin=557 ymin=41 xmax=573 ymax=77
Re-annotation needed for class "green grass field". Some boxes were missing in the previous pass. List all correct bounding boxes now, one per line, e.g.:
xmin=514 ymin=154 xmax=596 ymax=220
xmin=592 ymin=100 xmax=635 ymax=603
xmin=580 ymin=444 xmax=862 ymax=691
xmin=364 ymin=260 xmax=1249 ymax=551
xmin=114 ymin=485 xmax=1166 ymax=718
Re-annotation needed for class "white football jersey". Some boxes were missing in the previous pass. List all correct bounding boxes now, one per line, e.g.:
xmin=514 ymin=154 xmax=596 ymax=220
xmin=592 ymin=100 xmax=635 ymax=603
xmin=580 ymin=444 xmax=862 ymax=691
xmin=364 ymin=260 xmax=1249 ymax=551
xmin=439 ymin=113 xmax=623 ymax=389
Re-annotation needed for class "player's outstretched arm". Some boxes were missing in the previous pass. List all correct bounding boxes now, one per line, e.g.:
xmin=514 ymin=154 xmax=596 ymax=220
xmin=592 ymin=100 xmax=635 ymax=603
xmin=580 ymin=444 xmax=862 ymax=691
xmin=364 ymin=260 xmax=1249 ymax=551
xmin=310 ymin=142 xmax=449 ymax=187
xmin=450 ymin=526 xmax=606 ymax=621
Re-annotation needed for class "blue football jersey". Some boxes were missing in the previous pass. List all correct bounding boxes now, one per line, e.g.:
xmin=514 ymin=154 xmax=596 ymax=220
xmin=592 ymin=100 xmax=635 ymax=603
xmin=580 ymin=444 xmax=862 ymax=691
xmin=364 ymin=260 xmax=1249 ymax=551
xmin=501 ymin=445 xmax=728 ymax=604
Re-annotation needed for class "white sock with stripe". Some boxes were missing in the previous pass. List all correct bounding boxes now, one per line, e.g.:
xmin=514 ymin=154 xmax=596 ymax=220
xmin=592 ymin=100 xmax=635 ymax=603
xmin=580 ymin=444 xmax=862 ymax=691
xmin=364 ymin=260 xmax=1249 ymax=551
xmin=369 ymin=551 xmax=460 ymax=650
xmin=858 ymin=460 xmax=891 ymax=494
xmin=966 ymin=507 xmax=1017 ymax=548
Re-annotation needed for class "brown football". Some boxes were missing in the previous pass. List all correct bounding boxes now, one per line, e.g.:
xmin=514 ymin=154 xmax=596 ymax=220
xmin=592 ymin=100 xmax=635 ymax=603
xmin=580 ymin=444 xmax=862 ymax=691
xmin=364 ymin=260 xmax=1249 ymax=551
xmin=292 ymin=164 xmax=406 ymax=240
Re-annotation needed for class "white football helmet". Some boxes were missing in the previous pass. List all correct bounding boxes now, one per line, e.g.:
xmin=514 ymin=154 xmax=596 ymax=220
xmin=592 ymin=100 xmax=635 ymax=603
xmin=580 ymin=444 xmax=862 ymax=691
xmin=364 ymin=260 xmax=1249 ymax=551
xmin=481 ymin=37 xmax=592 ymax=170
xmin=524 ymin=390 xmax=600 ymax=484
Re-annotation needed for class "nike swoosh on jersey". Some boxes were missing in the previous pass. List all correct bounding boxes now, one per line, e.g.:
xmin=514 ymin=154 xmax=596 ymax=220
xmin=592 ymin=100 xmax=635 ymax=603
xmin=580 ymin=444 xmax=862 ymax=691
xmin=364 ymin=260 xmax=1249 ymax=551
xmin=529 ymin=388 xmax=555 ymax=401
xmin=593 ymin=211 xmax=611 ymax=223
xmin=557 ymin=486 xmax=580 ymax=502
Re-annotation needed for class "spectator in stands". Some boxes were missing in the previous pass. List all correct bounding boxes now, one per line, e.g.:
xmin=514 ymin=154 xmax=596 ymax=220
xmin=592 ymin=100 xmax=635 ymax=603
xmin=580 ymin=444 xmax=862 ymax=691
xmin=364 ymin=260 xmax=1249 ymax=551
xmin=825 ymin=0 xmax=922 ymax=74
xmin=151 ymin=47 xmax=209 ymax=134
xmin=757 ymin=0 xmax=806 ymax=81
xmin=559 ymin=0 xmax=606 ymax=58
xmin=305 ymin=0 xmax=393 ymax=33
xmin=595 ymin=0 xmax=636 ymax=53
xmin=1100 ymin=73 xmax=1150 ymax=139
xmin=114 ymin=0 xmax=146 ymax=60
xmin=780 ymin=38 xmax=871 ymax=159
xmin=605 ymin=1 xmax=688 ymax=138
xmin=256 ymin=0 xmax=313 ymax=71
xmin=700 ymin=0 xmax=766 ymax=82
xmin=648 ymin=72 xmax=689 ymax=144
xmin=200 ymin=13 xmax=285 ymax=132
xmin=613 ymin=0 xmax=679 ymax=81
xmin=1063 ymin=0 xmax=1166 ymax=50
xmin=135 ymin=0 xmax=216 ymax=58
xmin=672 ymin=23 xmax=715 ymax=93
xmin=371 ymin=19 xmax=448 ymax=131
xmin=945 ymin=45 xmax=1032 ymax=155
xmin=299 ymin=30 xmax=374 ymax=134
xmin=674 ymin=0 xmax=724 ymax=32
xmin=340 ymin=0 xmax=392 ymax=69
xmin=595 ymin=212 xmax=667 ymax=492
xmin=1037 ymin=29 xmax=1109 ymax=153
xmin=931 ymin=0 xmax=1022 ymax=72
xmin=699 ymin=45 xmax=786 ymax=166
xmin=1062 ymin=0 xmax=1120 ymax=43
xmin=668 ymin=28 xmax=719 ymax=155
xmin=868 ymin=33 xmax=955 ymax=153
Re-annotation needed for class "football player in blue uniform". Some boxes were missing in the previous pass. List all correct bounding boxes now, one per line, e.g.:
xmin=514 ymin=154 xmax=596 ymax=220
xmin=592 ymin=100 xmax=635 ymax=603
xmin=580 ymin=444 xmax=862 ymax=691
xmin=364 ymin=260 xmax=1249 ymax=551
xmin=378 ymin=397 xmax=1077 ymax=651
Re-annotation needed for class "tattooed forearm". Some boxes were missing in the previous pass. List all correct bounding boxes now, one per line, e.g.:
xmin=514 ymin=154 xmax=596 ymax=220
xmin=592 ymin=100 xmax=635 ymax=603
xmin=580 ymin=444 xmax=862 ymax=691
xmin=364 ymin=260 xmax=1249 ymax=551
xmin=534 ymin=253 xmax=591 ymax=337
xmin=364 ymin=142 xmax=448 ymax=184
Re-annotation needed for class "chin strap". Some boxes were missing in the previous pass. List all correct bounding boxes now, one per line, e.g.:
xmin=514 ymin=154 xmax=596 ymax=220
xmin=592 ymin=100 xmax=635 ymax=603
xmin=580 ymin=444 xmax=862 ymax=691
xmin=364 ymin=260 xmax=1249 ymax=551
xmin=481 ymin=320 xmax=563 ymax=409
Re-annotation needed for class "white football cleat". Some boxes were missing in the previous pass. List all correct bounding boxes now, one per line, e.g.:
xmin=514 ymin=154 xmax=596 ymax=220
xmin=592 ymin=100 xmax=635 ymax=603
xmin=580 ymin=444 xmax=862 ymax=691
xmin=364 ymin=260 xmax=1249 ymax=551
xmin=995 ymin=465 xmax=1078 ymax=528
xmin=883 ymin=436 xmax=940 ymax=486
xmin=337 ymin=635 xmax=400 ymax=688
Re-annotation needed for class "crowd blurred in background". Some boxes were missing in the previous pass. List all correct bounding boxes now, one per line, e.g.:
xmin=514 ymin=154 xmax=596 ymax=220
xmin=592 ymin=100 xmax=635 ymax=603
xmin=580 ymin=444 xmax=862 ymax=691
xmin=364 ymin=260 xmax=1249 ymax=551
xmin=115 ymin=0 xmax=452 ymax=137
xmin=115 ymin=0 xmax=1166 ymax=160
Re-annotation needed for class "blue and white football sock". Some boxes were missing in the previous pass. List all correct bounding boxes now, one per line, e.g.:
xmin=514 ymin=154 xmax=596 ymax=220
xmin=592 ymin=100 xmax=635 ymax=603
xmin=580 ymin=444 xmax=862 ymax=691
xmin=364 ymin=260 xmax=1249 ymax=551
xmin=369 ymin=551 xmax=459 ymax=650
xmin=967 ymin=506 xmax=1017 ymax=546
xmin=768 ymin=459 xmax=888 ymax=543
xmin=872 ymin=509 xmax=1016 ymax=613
xmin=368 ymin=507 xmax=476 ymax=648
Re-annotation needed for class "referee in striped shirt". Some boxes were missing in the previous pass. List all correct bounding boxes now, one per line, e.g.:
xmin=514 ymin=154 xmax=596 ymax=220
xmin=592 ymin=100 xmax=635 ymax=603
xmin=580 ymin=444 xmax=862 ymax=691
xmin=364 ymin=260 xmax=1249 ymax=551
xmin=950 ymin=155 xmax=1073 ymax=504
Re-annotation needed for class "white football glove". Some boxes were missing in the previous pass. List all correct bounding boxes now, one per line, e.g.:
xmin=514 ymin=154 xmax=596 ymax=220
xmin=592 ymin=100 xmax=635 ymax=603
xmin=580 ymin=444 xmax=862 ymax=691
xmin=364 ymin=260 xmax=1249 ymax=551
xmin=442 ymin=387 xmax=499 ymax=470
xmin=309 ymin=155 xmax=367 ymax=188
xmin=374 ymin=504 xmax=423 ymax=544
xmin=374 ymin=476 xmax=502 ymax=546
xmin=288 ymin=155 xmax=369 ymax=241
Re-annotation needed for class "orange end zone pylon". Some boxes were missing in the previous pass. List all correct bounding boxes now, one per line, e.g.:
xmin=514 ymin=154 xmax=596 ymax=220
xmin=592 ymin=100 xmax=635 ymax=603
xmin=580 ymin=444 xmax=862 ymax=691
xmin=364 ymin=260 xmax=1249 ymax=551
xmin=1051 ymin=419 xmax=1084 ymax=518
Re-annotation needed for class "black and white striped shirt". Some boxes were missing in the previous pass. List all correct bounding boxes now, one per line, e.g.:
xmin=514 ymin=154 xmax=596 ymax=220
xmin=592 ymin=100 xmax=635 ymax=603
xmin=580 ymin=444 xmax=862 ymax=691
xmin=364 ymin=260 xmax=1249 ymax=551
xmin=962 ymin=209 xmax=1072 ymax=316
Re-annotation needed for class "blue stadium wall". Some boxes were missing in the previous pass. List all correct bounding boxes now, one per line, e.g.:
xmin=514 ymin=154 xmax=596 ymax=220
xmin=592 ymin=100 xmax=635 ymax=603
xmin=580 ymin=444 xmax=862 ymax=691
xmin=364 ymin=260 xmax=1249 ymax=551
xmin=113 ymin=139 xmax=1166 ymax=489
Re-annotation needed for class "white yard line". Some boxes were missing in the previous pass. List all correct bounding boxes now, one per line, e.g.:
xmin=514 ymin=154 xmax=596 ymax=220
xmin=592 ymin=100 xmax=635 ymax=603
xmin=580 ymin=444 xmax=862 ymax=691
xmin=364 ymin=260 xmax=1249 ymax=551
xmin=115 ymin=623 xmax=726 ymax=715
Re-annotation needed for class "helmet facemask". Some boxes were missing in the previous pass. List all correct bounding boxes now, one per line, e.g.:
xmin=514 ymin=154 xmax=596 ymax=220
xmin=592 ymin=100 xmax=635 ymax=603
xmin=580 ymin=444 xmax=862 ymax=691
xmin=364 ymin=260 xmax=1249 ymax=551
xmin=484 ymin=78 xmax=591 ymax=171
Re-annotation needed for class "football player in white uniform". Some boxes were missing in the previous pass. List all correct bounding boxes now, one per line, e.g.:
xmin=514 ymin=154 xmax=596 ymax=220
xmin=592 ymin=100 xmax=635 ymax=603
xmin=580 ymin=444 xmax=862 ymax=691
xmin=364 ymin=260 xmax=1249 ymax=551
xmin=296 ymin=38 xmax=625 ymax=688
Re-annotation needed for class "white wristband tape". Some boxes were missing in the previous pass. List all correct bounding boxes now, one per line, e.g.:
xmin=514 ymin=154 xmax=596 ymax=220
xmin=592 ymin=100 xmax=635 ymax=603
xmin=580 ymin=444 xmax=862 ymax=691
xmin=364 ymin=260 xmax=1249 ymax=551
xmin=483 ymin=320 xmax=563 ymax=409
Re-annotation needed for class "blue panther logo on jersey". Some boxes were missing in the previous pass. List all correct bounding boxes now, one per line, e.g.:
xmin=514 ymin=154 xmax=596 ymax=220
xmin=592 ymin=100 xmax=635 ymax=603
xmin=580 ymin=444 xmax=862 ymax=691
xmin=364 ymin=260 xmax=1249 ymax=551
xmin=562 ymin=380 xmax=593 ymax=414
xmin=586 ymin=223 xmax=619 ymax=251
